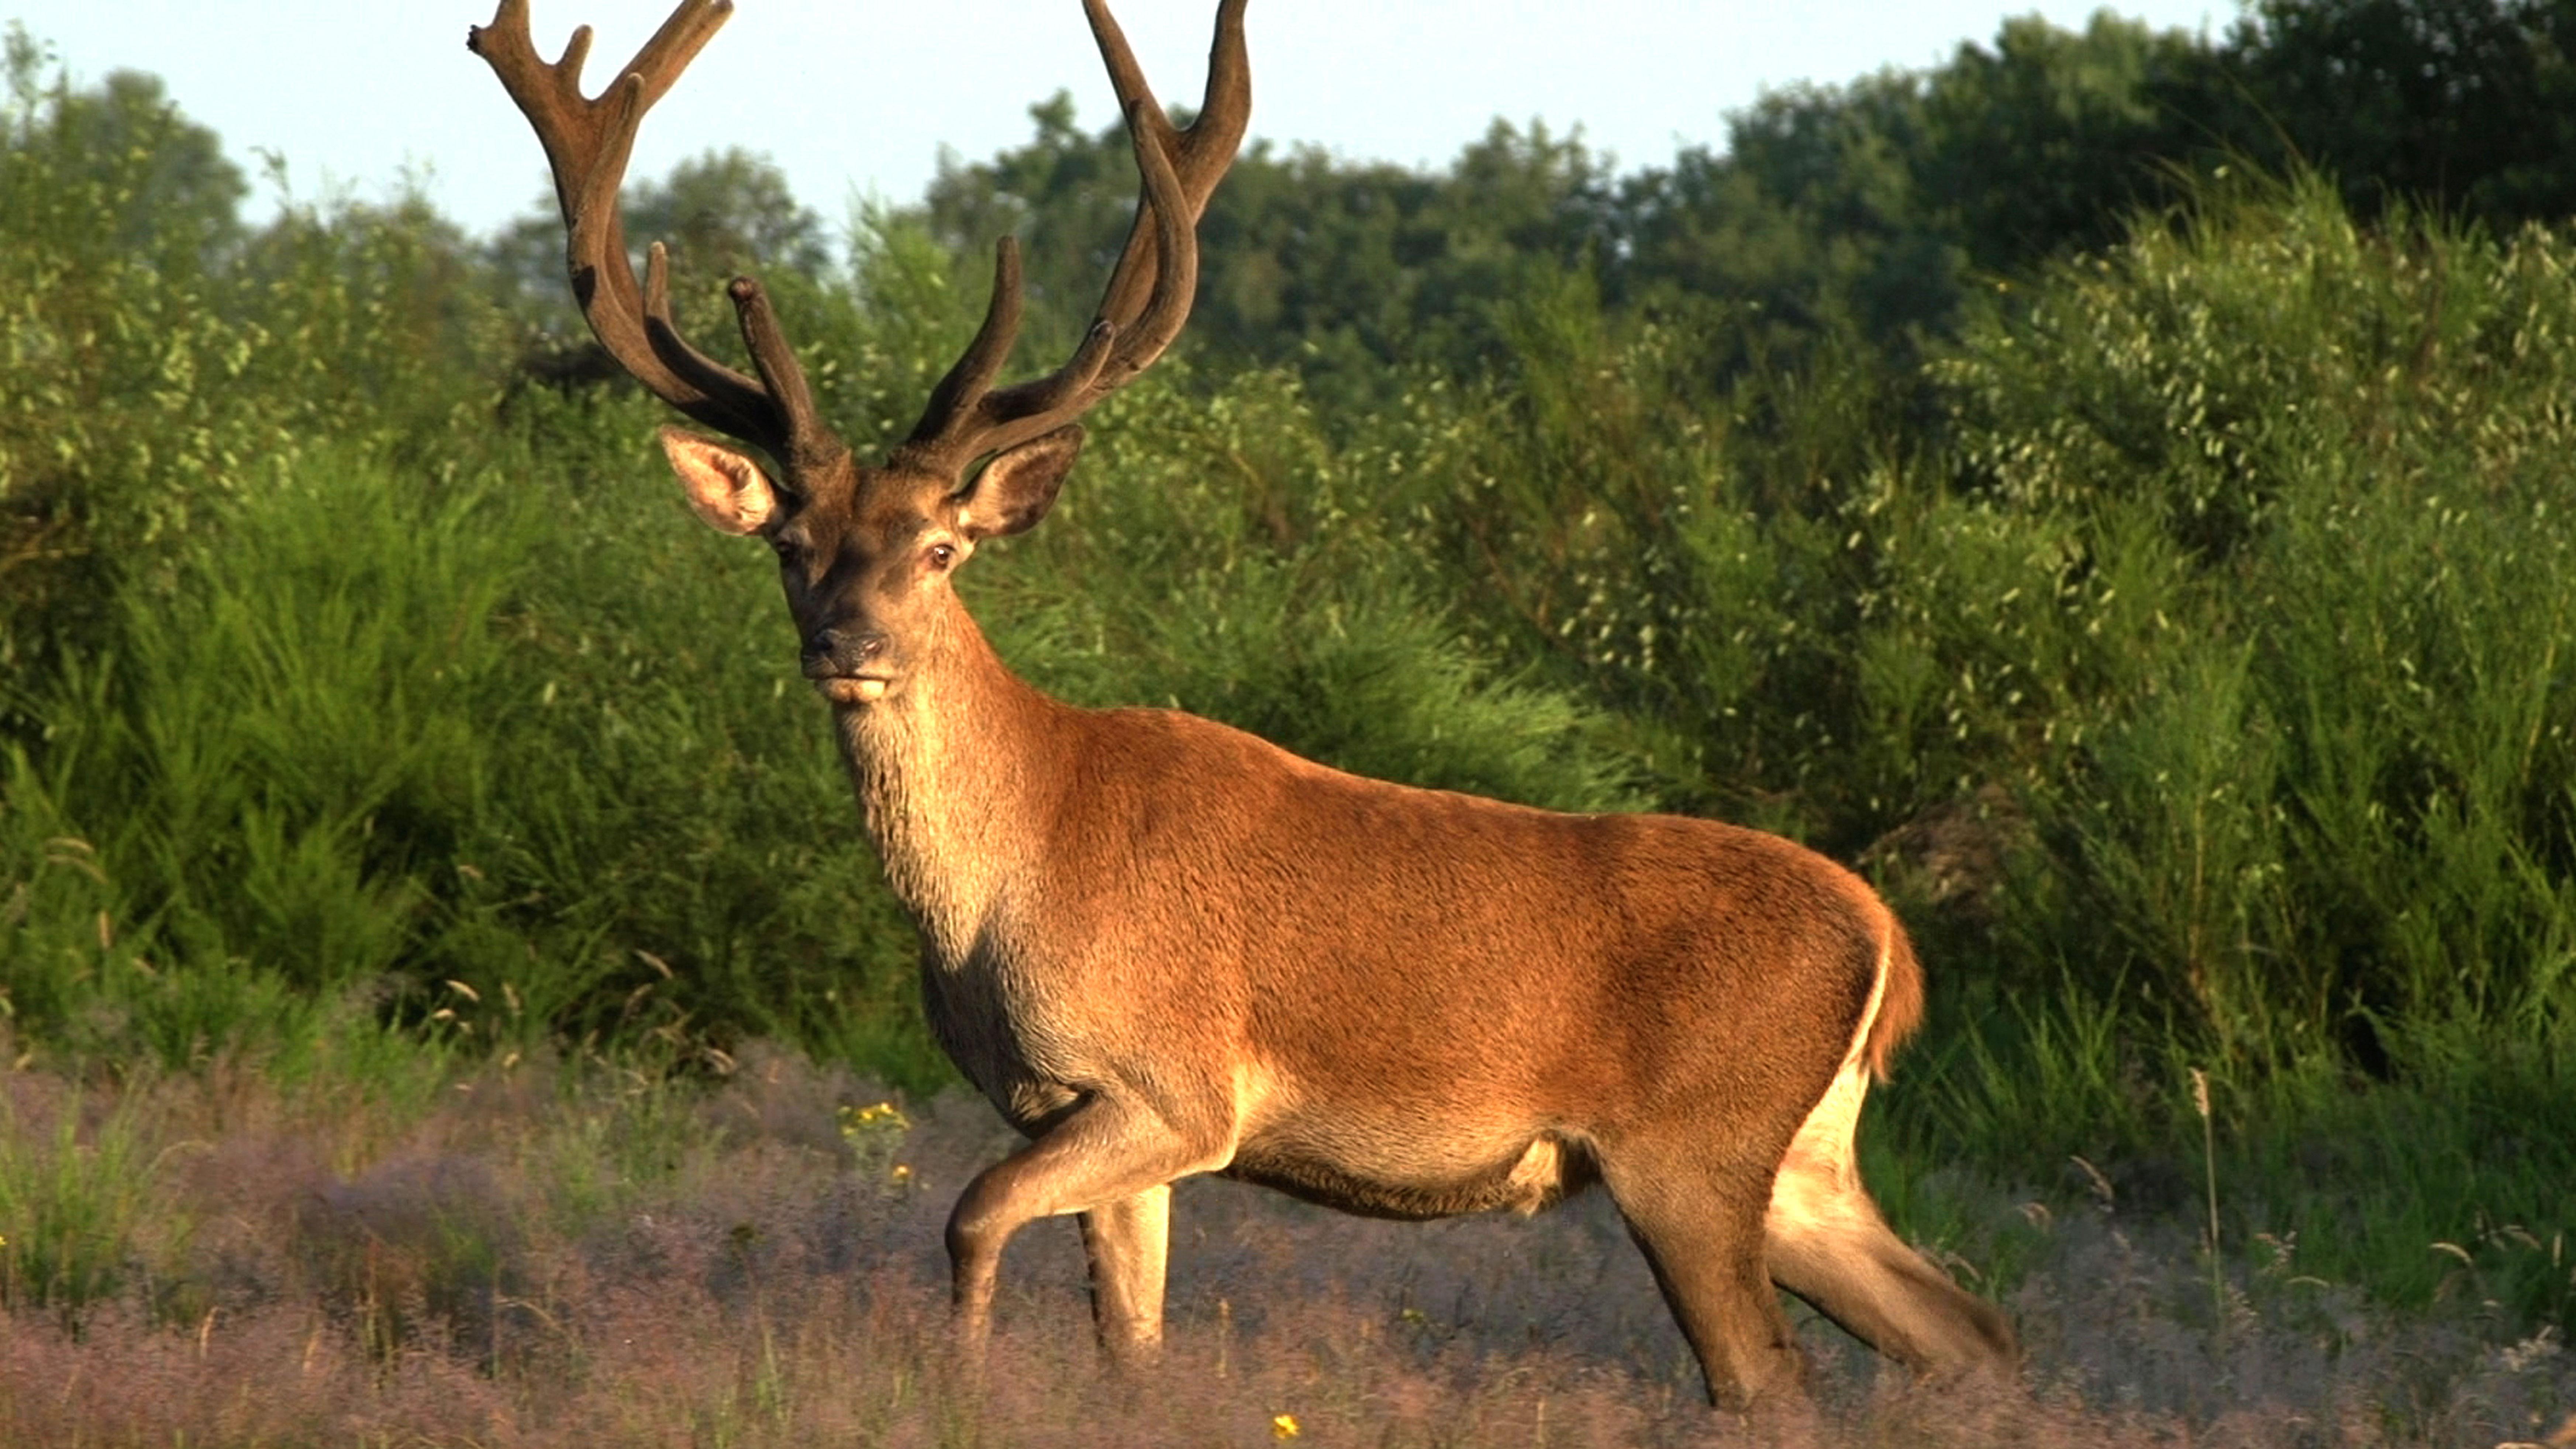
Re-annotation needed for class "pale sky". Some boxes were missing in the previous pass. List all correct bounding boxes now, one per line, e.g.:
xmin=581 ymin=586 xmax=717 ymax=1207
xmin=14 ymin=1 xmax=2232 ymax=239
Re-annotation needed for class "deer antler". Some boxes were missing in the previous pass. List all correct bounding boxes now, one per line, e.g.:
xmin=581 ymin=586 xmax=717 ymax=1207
xmin=468 ymin=0 xmax=831 ymax=468
xmin=901 ymin=0 xmax=1252 ymax=475
xmin=473 ymin=0 xmax=1247 ymax=482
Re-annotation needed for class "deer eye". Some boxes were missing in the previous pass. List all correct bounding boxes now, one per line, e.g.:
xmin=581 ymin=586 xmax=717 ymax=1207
xmin=770 ymin=537 xmax=800 ymax=563
xmin=928 ymin=542 xmax=957 ymax=570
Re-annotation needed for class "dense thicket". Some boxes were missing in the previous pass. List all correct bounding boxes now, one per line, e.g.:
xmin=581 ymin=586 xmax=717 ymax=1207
xmin=2 ymin=5 xmax=2571 ymax=1325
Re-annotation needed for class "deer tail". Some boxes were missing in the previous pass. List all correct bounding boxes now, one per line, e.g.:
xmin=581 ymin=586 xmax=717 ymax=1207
xmin=1861 ymin=910 xmax=1926 ymax=1083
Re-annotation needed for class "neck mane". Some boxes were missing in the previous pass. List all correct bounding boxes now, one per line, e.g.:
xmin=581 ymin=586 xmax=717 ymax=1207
xmin=831 ymin=607 xmax=1067 ymax=962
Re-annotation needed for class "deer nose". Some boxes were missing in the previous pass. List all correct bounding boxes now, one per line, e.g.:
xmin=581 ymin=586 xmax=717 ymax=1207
xmin=801 ymin=627 xmax=889 ymax=677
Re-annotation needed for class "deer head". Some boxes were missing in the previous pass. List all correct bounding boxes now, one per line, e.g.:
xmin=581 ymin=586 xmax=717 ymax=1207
xmin=468 ymin=0 xmax=1249 ymax=704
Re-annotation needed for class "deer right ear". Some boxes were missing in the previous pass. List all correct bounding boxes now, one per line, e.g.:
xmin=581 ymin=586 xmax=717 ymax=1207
xmin=661 ymin=427 xmax=780 ymax=536
xmin=958 ymin=425 xmax=1083 ymax=540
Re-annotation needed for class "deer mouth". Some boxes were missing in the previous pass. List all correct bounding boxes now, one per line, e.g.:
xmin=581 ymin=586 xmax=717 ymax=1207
xmin=814 ymin=676 xmax=890 ymax=704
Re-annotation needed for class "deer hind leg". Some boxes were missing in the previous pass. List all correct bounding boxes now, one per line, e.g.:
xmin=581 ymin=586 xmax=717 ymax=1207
xmin=1763 ymin=1062 xmax=2018 ymax=1376
xmin=1078 ymin=1183 xmax=1172 ymax=1365
xmin=1600 ymin=1148 xmax=1806 ymax=1409
xmin=945 ymin=1094 xmax=1219 ymax=1360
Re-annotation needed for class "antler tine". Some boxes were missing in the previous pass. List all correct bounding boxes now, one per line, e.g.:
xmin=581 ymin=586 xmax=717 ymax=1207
xmin=635 ymin=238 xmax=814 ymax=456
xmin=622 ymin=0 xmax=733 ymax=111
xmin=911 ymin=239 xmax=1029 ymax=443
xmin=724 ymin=275 xmax=821 ymax=435
xmin=1103 ymin=96 xmax=1202 ymax=377
xmin=904 ymin=0 xmax=1251 ymax=472
xmin=471 ymin=0 xmax=831 ymax=464
xmin=1082 ymin=0 xmax=1248 ymax=337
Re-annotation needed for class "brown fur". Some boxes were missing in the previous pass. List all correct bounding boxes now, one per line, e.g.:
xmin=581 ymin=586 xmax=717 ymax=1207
xmin=827 ymin=597 xmax=2015 ymax=1406
xmin=479 ymin=0 xmax=2014 ymax=1407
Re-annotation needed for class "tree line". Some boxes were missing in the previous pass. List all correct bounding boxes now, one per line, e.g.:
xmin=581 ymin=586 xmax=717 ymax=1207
xmin=28 ymin=1 xmax=2576 ymax=407
xmin=914 ymin=0 xmax=2576 ymax=386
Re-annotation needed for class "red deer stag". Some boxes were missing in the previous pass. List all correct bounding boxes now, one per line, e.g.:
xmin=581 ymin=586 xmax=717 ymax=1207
xmin=467 ymin=0 xmax=2017 ymax=1407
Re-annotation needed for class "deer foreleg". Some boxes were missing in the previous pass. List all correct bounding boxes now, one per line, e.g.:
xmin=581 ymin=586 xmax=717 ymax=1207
xmin=1079 ymin=1183 xmax=1172 ymax=1363
xmin=944 ymin=1094 xmax=1217 ymax=1358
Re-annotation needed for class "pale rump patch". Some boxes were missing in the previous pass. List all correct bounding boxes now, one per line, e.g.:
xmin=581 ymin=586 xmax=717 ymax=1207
xmin=1766 ymin=1058 xmax=1870 ymax=1235
xmin=1758 ymin=930 xmax=2020 ymax=1377
xmin=1767 ymin=932 xmax=1889 ymax=1232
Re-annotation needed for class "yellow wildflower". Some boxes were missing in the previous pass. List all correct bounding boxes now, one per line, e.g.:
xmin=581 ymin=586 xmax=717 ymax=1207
xmin=1271 ymin=1413 xmax=1300 ymax=1440
xmin=837 ymin=1101 xmax=911 ymax=1139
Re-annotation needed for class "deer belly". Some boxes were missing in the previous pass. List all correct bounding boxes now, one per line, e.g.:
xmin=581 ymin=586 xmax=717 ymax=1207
xmin=1225 ymin=1118 xmax=1596 ymax=1221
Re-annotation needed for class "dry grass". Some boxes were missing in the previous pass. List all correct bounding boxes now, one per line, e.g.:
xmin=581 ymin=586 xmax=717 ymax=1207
xmin=0 ymin=1049 xmax=2568 ymax=1448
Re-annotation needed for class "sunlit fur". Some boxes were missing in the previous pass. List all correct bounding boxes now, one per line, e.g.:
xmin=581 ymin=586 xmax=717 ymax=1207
xmin=606 ymin=0 xmax=2009 ymax=1402
xmin=659 ymin=418 xmax=2018 ymax=1407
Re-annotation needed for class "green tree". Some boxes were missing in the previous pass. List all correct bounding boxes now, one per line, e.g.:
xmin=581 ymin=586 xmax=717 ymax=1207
xmin=2 ymin=27 xmax=243 ymax=273
xmin=1617 ymin=71 xmax=1953 ymax=354
xmin=1614 ymin=14 xmax=2235 ymax=366
xmin=2227 ymin=0 xmax=2576 ymax=224
xmin=488 ymin=147 xmax=827 ymax=325
xmin=920 ymin=94 xmax=1612 ymax=392
xmin=1921 ymin=13 xmax=2222 ymax=272
xmin=1 ymin=29 xmax=249 ymax=694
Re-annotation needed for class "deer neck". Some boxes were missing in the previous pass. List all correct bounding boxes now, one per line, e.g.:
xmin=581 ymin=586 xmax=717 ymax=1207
xmin=830 ymin=606 xmax=1063 ymax=963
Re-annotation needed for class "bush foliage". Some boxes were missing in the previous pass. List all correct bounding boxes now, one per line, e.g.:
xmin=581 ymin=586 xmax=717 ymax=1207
xmin=2 ymin=6 xmax=2571 ymax=1330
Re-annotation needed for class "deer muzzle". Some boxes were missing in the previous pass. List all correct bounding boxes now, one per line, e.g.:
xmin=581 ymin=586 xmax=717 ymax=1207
xmin=802 ymin=627 xmax=894 ymax=703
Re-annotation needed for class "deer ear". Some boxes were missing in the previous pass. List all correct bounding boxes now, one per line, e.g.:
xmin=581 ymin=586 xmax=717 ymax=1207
xmin=661 ymin=427 xmax=780 ymax=535
xmin=957 ymin=425 xmax=1083 ymax=539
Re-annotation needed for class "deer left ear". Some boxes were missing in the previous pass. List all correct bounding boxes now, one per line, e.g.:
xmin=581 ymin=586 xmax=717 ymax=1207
xmin=957 ymin=425 xmax=1083 ymax=539
xmin=661 ymin=427 xmax=781 ymax=536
